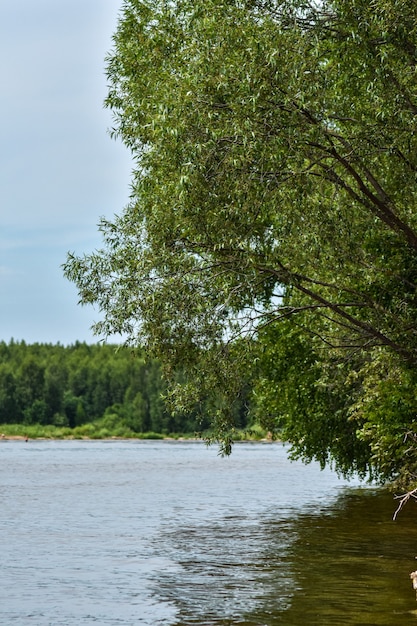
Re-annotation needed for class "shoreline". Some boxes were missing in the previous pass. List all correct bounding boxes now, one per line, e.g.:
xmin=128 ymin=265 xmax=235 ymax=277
xmin=0 ymin=434 xmax=275 ymax=443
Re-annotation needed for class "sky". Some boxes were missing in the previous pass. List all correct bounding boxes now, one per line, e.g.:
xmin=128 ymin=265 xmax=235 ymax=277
xmin=0 ymin=1 xmax=133 ymax=345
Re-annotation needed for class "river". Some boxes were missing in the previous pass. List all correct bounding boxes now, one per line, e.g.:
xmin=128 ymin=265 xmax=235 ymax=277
xmin=0 ymin=439 xmax=416 ymax=625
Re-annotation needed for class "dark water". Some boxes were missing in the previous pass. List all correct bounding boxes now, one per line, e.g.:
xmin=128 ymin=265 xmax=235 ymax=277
xmin=0 ymin=440 xmax=416 ymax=625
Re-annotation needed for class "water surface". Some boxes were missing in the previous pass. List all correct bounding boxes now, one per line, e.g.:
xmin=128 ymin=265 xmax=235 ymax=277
xmin=0 ymin=440 xmax=416 ymax=625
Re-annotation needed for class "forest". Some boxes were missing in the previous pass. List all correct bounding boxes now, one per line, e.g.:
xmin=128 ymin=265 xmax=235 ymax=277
xmin=0 ymin=340 xmax=252 ymax=438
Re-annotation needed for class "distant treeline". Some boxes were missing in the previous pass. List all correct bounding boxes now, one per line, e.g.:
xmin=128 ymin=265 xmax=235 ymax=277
xmin=0 ymin=341 xmax=250 ymax=435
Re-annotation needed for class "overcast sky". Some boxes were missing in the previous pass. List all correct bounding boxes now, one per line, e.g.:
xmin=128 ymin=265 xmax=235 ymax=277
xmin=0 ymin=1 xmax=133 ymax=345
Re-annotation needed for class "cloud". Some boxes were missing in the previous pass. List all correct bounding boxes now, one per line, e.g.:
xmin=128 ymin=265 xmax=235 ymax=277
xmin=0 ymin=2 xmax=132 ymax=231
xmin=0 ymin=265 xmax=20 ymax=278
xmin=0 ymin=1 xmax=132 ymax=344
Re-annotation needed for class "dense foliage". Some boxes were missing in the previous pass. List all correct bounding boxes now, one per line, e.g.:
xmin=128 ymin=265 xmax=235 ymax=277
xmin=0 ymin=341 xmax=223 ymax=435
xmin=64 ymin=0 xmax=417 ymax=486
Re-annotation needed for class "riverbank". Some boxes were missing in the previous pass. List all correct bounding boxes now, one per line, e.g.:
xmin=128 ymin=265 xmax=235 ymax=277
xmin=0 ymin=422 xmax=271 ymax=442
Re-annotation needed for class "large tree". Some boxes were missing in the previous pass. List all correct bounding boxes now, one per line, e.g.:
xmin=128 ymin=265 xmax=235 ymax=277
xmin=64 ymin=0 xmax=417 ymax=486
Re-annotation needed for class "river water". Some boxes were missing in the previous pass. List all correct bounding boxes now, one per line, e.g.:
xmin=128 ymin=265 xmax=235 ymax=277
xmin=1 ymin=439 xmax=417 ymax=625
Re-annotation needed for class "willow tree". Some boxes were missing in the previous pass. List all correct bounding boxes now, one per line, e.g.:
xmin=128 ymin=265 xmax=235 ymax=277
xmin=64 ymin=0 xmax=417 ymax=486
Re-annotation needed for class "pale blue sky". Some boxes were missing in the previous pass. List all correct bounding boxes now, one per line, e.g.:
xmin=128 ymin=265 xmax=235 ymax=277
xmin=0 ymin=1 xmax=132 ymax=344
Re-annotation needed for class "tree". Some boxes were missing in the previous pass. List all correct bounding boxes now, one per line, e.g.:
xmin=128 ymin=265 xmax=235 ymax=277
xmin=64 ymin=0 xmax=417 ymax=486
xmin=0 ymin=367 xmax=19 ymax=423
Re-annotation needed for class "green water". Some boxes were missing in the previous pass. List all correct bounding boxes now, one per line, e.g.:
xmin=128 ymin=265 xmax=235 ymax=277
xmin=254 ymin=489 xmax=417 ymax=625
xmin=160 ymin=488 xmax=417 ymax=625
xmin=205 ymin=489 xmax=417 ymax=626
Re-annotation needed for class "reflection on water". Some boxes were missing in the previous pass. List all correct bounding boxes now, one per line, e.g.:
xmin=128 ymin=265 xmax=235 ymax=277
xmin=153 ymin=488 xmax=417 ymax=626
xmin=281 ymin=490 xmax=417 ymax=626
xmin=153 ymin=515 xmax=297 ymax=625
xmin=0 ymin=440 xmax=416 ymax=625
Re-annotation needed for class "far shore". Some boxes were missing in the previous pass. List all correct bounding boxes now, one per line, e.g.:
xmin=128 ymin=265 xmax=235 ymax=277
xmin=0 ymin=433 xmax=275 ymax=443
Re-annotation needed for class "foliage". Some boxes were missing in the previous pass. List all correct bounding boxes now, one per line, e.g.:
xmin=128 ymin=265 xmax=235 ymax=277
xmin=64 ymin=0 xmax=417 ymax=486
xmin=0 ymin=341 xmax=240 ymax=436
